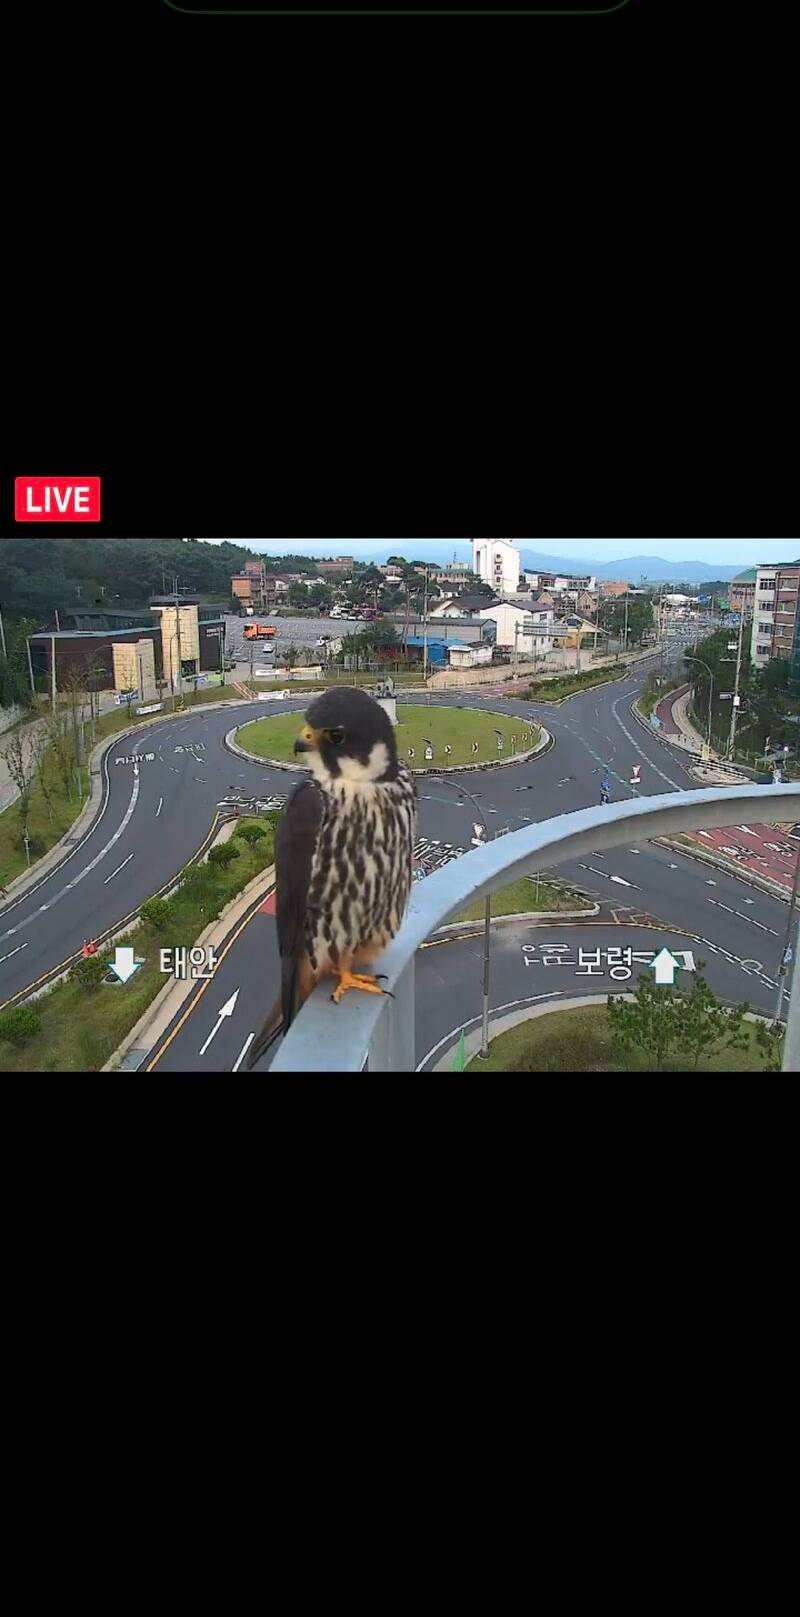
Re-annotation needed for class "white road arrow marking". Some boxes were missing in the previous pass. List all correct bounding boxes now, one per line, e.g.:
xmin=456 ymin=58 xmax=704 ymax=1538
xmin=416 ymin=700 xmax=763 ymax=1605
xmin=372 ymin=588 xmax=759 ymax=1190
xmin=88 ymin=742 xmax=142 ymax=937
xmin=610 ymin=875 xmax=641 ymax=889
xmin=199 ymin=990 xmax=240 ymax=1056
xmin=651 ymin=947 xmax=682 ymax=984
xmin=110 ymin=947 xmax=143 ymax=984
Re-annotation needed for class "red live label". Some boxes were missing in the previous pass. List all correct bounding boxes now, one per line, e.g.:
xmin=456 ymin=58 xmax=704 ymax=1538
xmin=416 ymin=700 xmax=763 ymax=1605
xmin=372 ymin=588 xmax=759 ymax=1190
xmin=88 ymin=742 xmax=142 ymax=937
xmin=15 ymin=476 xmax=101 ymax=522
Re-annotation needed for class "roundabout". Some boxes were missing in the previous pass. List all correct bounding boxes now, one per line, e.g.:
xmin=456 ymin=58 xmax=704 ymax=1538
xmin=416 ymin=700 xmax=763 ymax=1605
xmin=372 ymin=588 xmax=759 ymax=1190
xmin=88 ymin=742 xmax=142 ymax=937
xmin=233 ymin=705 xmax=541 ymax=771
xmin=1 ymin=666 xmax=797 ymax=1073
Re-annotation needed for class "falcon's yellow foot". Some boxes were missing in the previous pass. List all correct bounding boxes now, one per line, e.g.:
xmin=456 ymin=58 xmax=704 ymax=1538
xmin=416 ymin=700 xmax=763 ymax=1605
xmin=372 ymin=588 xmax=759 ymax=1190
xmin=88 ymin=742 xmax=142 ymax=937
xmin=330 ymin=970 xmax=391 ymax=1004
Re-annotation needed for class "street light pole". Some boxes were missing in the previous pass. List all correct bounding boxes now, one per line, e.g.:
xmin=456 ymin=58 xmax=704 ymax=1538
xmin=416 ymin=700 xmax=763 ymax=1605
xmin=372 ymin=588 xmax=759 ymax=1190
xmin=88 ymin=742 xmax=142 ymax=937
xmin=429 ymin=774 xmax=492 ymax=1060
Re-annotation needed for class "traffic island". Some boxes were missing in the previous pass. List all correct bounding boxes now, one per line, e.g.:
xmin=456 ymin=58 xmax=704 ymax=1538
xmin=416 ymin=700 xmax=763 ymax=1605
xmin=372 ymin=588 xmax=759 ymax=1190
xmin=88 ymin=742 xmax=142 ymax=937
xmin=432 ymin=998 xmax=772 ymax=1073
xmin=229 ymin=706 xmax=550 ymax=774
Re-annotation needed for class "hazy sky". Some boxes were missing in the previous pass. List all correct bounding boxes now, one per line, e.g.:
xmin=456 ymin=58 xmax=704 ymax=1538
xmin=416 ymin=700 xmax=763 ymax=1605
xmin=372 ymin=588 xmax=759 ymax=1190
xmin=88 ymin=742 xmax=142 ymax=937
xmin=218 ymin=537 xmax=800 ymax=565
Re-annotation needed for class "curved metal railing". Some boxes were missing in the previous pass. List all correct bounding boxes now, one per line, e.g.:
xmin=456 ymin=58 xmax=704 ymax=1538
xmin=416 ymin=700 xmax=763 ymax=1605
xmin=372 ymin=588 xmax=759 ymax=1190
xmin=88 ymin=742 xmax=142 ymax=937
xmin=270 ymin=784 xmax=800 ymax=1073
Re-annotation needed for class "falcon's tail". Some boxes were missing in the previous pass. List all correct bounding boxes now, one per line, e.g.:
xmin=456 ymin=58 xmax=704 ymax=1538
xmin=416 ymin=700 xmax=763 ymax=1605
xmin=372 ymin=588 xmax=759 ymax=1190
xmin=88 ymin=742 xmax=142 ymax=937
xmin=245 ymin=956 xmax=309 ymax=1071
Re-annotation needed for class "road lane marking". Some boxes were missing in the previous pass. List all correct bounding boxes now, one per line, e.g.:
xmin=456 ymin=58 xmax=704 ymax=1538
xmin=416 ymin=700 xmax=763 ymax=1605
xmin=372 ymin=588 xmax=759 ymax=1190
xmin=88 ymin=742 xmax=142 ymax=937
xmin=156 ymin=797 xmax=163 ymax=817
xmin=103 ymin=851 xmax=135 ymax=884
xmin=232 ymin=1033 xmax=255 ymax=1072
xmin=0 ymin=943 xmax=29 ymax=965
xmin=145 ymin=883 xmax=276 ymax=1071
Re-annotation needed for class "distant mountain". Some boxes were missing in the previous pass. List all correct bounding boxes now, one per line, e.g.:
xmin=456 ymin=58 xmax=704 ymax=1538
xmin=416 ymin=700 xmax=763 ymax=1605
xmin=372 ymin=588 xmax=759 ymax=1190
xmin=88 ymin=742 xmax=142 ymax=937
xmin=318 ymin=540 xmax=744 ymax=583
xmin=518 ymin=550 xmax=741 ymax=583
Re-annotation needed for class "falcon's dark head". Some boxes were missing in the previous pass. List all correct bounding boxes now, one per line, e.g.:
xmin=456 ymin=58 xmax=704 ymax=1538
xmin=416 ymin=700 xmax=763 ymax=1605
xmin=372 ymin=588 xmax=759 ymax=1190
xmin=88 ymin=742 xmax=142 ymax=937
xmin=294 ymin=687 xmax=400 ymax=784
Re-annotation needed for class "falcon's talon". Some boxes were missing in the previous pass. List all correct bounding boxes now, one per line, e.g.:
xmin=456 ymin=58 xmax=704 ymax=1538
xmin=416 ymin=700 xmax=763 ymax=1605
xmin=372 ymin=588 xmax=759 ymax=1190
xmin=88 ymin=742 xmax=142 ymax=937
xmin=330 ymin=969 xmax=392 ymax=1004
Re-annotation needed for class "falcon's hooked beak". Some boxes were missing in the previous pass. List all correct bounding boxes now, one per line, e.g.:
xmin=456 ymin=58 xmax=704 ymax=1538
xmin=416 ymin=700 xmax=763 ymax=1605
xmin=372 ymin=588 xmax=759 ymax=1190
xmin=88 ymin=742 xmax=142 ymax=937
xmin=294 ymin=724 xmax=323 ymax=755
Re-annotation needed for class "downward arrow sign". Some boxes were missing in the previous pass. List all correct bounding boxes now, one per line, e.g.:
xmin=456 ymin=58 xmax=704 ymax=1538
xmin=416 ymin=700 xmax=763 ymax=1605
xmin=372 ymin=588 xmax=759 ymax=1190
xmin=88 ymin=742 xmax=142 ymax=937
xmin=199 ymin=990 xmax=240 ymax=1056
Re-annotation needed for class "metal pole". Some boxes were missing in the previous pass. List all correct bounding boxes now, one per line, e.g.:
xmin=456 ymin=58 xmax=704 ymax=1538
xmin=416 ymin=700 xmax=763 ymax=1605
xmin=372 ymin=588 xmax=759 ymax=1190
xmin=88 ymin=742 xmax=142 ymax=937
xmin=774 ymin=838 xmax=800 ymax=1030
xmin=54 ymin=608 xmax=60 ymax=632
xmin=51 ymin=633 xmax=56 ymax=710
xmin=174 ymin=586 xmax=184 ymax=704
xmin=728 ymin=606 xmax=746 ymax=758
xmin=0 ymin=609 xmax=6 ymax=660
xmin=624 ymin=590 xmax=629 ymax=657
xmin=481 ymin=897 xmax=491 ymax=1059
xmin=26 ymin=636 xmax=35 ymax=698
xmin=429 ymin=774 xmax=492 ymax=1058
xmin=708 ymin=672 xmax=714 ymax=755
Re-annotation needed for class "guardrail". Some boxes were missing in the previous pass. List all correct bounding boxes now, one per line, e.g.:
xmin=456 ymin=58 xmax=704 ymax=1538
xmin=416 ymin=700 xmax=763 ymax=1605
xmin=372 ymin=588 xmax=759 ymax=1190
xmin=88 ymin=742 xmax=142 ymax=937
xmin=270 ymin=784 xmax=800 ymax=1074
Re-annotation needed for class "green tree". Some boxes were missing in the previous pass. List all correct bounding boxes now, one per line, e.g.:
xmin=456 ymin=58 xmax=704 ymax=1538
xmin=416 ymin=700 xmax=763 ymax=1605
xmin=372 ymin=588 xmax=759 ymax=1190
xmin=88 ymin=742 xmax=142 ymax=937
xmin=140 ymin=896 xmax=172 ymax=930
xmin=676 ymin=972 xmax=750 ymax=1068
xmin=607 ymin=972 xmax=685 ymax=1071
xmin=288 ymin=582 xmax=310 ymax=608
xmin=69 ymin=955 xmax=108 ymax=992
xmin=308 ymin=583 xmax=333 ymax=610
xmin=208 ymin=841 xmax=241 ymax=867
xmin=234 ymin=822 xmax=268 ymax=846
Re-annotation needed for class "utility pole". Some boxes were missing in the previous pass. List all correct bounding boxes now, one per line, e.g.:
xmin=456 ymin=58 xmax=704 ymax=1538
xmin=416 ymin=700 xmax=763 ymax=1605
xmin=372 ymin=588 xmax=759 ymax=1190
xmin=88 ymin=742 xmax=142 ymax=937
xmin=623 ymin=590 xmax=630 ymax=657
xmin=174 ymin=580 xmax=184 ymax=706
xmin=26 ymin=635 xmax=35 ymax=698
xmin=422 ymin=566 xmax=429 ymax=685
xmin=51 ymin=634 xmax=56 ymax=710
xmin=54 ymin=608 xmax=60 ymax=632
xmin=727 ymin=606 xmax=747 ymax=758
xmin=0 ymin=605 xmax=6 ymax=660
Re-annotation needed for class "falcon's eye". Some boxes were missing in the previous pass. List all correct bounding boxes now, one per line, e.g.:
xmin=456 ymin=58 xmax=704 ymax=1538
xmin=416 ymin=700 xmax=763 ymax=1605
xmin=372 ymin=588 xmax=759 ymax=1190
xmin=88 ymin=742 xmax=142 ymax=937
xmin=328 ymin=727 xmax=345 ymax=746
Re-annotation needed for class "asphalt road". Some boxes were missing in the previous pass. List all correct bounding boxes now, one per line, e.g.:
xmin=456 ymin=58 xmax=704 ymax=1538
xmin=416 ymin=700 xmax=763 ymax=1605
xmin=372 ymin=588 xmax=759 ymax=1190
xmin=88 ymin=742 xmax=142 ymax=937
xmin=1 ymin=651 xmax=795 ymax=1070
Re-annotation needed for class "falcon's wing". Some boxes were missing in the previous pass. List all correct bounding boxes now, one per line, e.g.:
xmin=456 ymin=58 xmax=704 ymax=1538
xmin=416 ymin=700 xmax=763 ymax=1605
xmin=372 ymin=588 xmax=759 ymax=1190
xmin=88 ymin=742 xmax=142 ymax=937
xmin=246 ymin=779 xmax=324 ymax=1071
xmin=275 ymin=778 xmax=324 ymax=1027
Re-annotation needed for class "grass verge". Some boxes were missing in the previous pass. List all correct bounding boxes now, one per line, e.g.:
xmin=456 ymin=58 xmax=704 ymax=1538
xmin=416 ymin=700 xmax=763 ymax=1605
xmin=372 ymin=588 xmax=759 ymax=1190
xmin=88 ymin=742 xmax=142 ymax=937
xmin=465 ymin=1004 xmax=769 ymax=1073
xmin=237 ymin=706 xmax=539 ymax=770
xmin=523 ymin=664 xmax=628 ymax=702
xmin=454 ymin=878 xmax=592 ymax=923
xmin=0 ymin=816 xmax=276 ymax=1073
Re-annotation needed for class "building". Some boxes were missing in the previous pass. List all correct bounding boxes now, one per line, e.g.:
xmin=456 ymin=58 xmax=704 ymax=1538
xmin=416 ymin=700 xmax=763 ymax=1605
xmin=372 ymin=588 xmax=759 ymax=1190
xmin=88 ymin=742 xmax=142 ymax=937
xmin=472 ymin=538 xmax=521 ymax=598
xmin=28 ymin=597 xmax=227 ymax=696
xmin=429 ymin=593 xmax=498 ymax=620
xmin=478 ymin=601 xmax=550 ymax=650
xmin=751 ymin=565 xmax=777 ymax=668
xmin=729 ymin=568 xmax=757 ymax=617
xmin=317 ymin=557 xmax=355 ymax=575
xmin=431 ymin=564 xmax=473 ymax=592
xmin=768 ymin=563 xmax=800 ymax=670
xmin=600 ymin=581 xmax=630 ymax=598
xmin=446 ymin=642 xmax=494 ymax=670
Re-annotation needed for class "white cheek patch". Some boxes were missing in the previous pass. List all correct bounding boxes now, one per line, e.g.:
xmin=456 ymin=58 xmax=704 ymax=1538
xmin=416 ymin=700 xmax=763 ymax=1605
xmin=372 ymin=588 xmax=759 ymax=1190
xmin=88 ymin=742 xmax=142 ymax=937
xmin=338 ymin=742 xmax=390 ymax=784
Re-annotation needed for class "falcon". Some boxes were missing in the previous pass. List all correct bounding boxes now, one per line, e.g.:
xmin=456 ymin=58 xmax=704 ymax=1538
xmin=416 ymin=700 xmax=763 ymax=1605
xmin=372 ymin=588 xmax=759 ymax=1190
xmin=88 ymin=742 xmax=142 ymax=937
xmin=247 ymin=687 xmax=418 ymax=1069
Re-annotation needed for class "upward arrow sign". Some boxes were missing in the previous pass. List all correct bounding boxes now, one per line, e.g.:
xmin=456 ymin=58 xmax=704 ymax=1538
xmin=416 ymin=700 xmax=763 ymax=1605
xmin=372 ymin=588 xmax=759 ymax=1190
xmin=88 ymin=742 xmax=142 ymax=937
xmin=651 ymin=947 xmax=682 ymax=986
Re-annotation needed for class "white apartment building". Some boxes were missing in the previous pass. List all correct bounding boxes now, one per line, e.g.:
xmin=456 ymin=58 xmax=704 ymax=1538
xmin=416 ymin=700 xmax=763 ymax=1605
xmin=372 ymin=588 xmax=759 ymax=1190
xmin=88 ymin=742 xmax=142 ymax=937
xmin=751 ymin=566 xmax=777 ymax=667
xmin=478 ymin=601 xmax=557 ymax=651
xmin=472 ymin=537 xmax=521 ymax=597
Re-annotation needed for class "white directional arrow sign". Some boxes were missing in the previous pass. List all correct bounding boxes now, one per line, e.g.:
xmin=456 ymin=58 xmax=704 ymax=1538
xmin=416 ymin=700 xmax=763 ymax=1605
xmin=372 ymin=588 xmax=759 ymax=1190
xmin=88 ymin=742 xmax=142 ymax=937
xmin=199 ymin=990 xmax=240 ymax=1056
xmin=651 ymin=947 xmax=683 ymax=986
xmin=110 ymin=947 xmax=143 ymax=984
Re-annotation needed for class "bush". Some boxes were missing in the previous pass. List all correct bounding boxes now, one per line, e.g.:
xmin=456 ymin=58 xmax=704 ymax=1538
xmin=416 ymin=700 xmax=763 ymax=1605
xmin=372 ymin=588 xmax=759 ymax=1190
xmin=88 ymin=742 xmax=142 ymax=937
xmin=0 ymin=1005 xmax=41 ymax=1044
xmin=208 ymin=841 xmax=241 ymax=867
xmin=234 ymin=822 xmax=268 ymax=846
xmin=69 ymin=955 xmax=109 ymax=993
xmin=140 ymin=897 xmax=172 ymax=930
